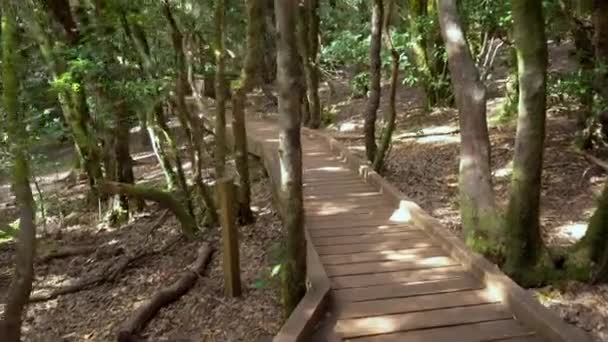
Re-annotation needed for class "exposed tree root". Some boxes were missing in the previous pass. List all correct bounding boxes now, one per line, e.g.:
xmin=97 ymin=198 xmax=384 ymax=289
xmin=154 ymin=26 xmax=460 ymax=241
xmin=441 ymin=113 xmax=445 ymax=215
xmin=29 ymin=236 xmax=181 ymax=303
xmin=116 ymin=244 xmax=213 ymax=342
xmin=37 ymin=245 xmax=99 ymax=263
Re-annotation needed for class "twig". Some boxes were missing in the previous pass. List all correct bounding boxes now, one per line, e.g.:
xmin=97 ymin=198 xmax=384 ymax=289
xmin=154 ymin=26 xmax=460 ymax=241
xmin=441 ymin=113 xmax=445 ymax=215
xmin=116 ymin=244 xmax=213 ymax=342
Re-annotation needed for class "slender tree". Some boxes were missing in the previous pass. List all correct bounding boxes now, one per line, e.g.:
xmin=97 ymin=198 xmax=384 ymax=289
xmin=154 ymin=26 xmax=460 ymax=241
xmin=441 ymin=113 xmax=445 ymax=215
xmin=364 ymin=0 xmax=383 ymax=162
xmin=504 ymin=0 xmax=550 ymax=285
xmin=593 ymin=0 xmax=608 ymax=102
xmin=215 ymin=0 xmax=228 ymax=177
xmin=437 ymin=0 xmax=502 ymax=254
xmin=302 ymin=0 xmax=321 ymax=128
xmin=372 ymin=0 xmax=399 ymax=172
xmin=274 ymin=0 xmax=306 ymax=316
xmin=0 ymin=3 xmax=37 ymax=340
xmin=231 ymin=0 xmax=265 ymax=224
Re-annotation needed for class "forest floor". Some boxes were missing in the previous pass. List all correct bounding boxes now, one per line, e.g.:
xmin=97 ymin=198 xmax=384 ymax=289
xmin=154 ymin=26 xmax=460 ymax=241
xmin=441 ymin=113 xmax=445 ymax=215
xmin=0 ymin=143 xmax=283 ymax=341
xmin=315 ymin=42 xmax=608 ymax=341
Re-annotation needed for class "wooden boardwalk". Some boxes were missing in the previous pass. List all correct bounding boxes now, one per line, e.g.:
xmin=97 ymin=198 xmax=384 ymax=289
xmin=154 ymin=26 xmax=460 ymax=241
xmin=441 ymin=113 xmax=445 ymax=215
xmin=300 ymin=144 xmax=544 ymax=342
xmin=241 ymin=118 xmax=585 ymax=342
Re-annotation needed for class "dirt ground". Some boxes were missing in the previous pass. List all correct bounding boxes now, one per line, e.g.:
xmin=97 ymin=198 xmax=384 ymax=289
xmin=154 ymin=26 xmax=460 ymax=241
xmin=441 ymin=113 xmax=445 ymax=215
xmin=320 ymin=43 xmax=608 ymax=341
xmin=0 ymin=149 xmax=283 ymax=341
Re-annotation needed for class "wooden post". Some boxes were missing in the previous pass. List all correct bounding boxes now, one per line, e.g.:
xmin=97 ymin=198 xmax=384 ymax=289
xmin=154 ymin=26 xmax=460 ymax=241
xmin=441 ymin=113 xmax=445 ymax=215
xmin=216 ymin=177 xmax=241 ymax=297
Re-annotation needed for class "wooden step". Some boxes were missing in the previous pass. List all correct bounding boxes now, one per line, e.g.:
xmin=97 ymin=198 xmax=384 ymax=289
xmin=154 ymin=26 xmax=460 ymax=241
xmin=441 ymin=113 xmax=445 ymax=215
xmin=335 ymin=303 xmax=513 ymax=338
xmin=345 ymin=319 xmax=538 ymax=342
xmin=331 ymin=265 xmax=467 ymax=289
xmin=333 ymin=277 xmax=482 ymax=302
xmin=325 ymin=256 xmax=458 ymax=277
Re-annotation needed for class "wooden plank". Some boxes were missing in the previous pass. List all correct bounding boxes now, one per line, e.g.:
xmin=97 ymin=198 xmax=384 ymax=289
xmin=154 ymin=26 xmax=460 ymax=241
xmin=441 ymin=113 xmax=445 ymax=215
xmin=314 ymin=231 xmax=426 ymax=246
xmin=307 ymin=221 xmax=410 ymax=230
xmin=335 ymin=303 xmax=513 ymax=338
xmin=307 ymin=211 xmax=404 ymax=223
xmin=496 ymin=336 xmax=546 ymax=342
xmin=306 ymin=208 xmax=395 ymax=218
xmin=331 ymin=266 xmax=466 ymax=289
xmin=304 ymin=192 xmax=382 ymax=200
xmin=344 ymin=320 xmax=536 ymax=342
xmin=304 ymin=186 xmax=376 ymax=195
xmin=316 ymin=239 xmax=436 ymax=256
xmin=305 ymin=201 xmax=394 ymax=211
xmin=326 ymin=256 xmax=458 ymax=277
xmin=310 ymin=225 xmax=419 ymax=238
xmin=321 ymin=247 xmax=446 ymax=265
xmin=333 ymin=277 xmax=483 ymax=302
xmin=304 ymin=179 xmax=364 ymax=187
xmin=337 ymin=289 xmax=499 ymax=319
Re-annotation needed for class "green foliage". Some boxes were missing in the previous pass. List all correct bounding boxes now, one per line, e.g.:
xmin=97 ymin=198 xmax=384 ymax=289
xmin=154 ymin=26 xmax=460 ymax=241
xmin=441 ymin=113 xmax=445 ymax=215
xmin=0 ymin=219 xmax=21 ymax=244
xmin=349 ymin=71 xmax=369 ymax=98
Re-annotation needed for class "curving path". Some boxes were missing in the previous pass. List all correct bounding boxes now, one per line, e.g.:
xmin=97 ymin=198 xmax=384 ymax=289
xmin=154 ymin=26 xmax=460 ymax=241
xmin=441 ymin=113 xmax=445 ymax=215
xmin=240 ymin=117 xmax=588 ymax=342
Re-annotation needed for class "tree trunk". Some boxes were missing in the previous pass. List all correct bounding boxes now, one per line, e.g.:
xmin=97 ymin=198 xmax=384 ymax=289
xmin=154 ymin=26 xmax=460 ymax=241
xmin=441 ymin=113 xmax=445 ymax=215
xmin=0 ymin=5 xmax=37 ymax=340
xmin=300 ymin=0 xmax=321 ymax=128
xmin=593 ymin=0 xmax=608 ymax=103
xmin=215 ymin=0 xmax=227 ymax=177
xmin=437 ymin=0 xmax=502 ymax=256
xmin=147 ymin=106 xmax=179 ymax=191
xmin=307 ymin=0 xmax=321 ymax=128
xmin=163 ymin=2 xmax=215 ymax=225
xmin=231 ymin=0 xmax=265 ymax=224
xmin=274 ymin=0 xmax=307 ymax=317
xmin=373 ymin=0 xmax=399 ymax=173
xmin=364 ymin=0 xmax=383 ymax=162
xmin=407 ymin=0 xmax=434 ymax=109
xmin=297 ymin=0 xmax=312 ymax=127
xmin=504 ymin=0 xmax=549 ymax=285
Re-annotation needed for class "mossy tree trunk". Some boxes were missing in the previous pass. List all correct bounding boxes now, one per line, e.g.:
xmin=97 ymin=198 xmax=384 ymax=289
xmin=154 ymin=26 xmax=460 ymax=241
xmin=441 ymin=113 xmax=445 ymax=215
xmin=121 ymin=13 xmax=179 ymax=191
xmin=364 ymin=0 xmax=383 ymax=163
xmin=0 ymin=4 xmax=37 ymax=340
xmin=373 ymin=0 xmax=399 ymax=173
xmin=147 ymin=106 xmax=179 ymax=191
xmin=98 ymin=182 xmax=197 ymax=237
xmin=215 ymin=0 xmax=228 ymax=177
xmin=275 ymin=0 xmax=307 ymax=316
xmin=504 ymin=0 xmax=550 ymax=285
xmin=231 ymin=0 xmax=265 ymax=224
xmin=438 ymin=0 xmax=502 ymax=256
xmin=26 ymin=0 xmax=104 ymax=195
